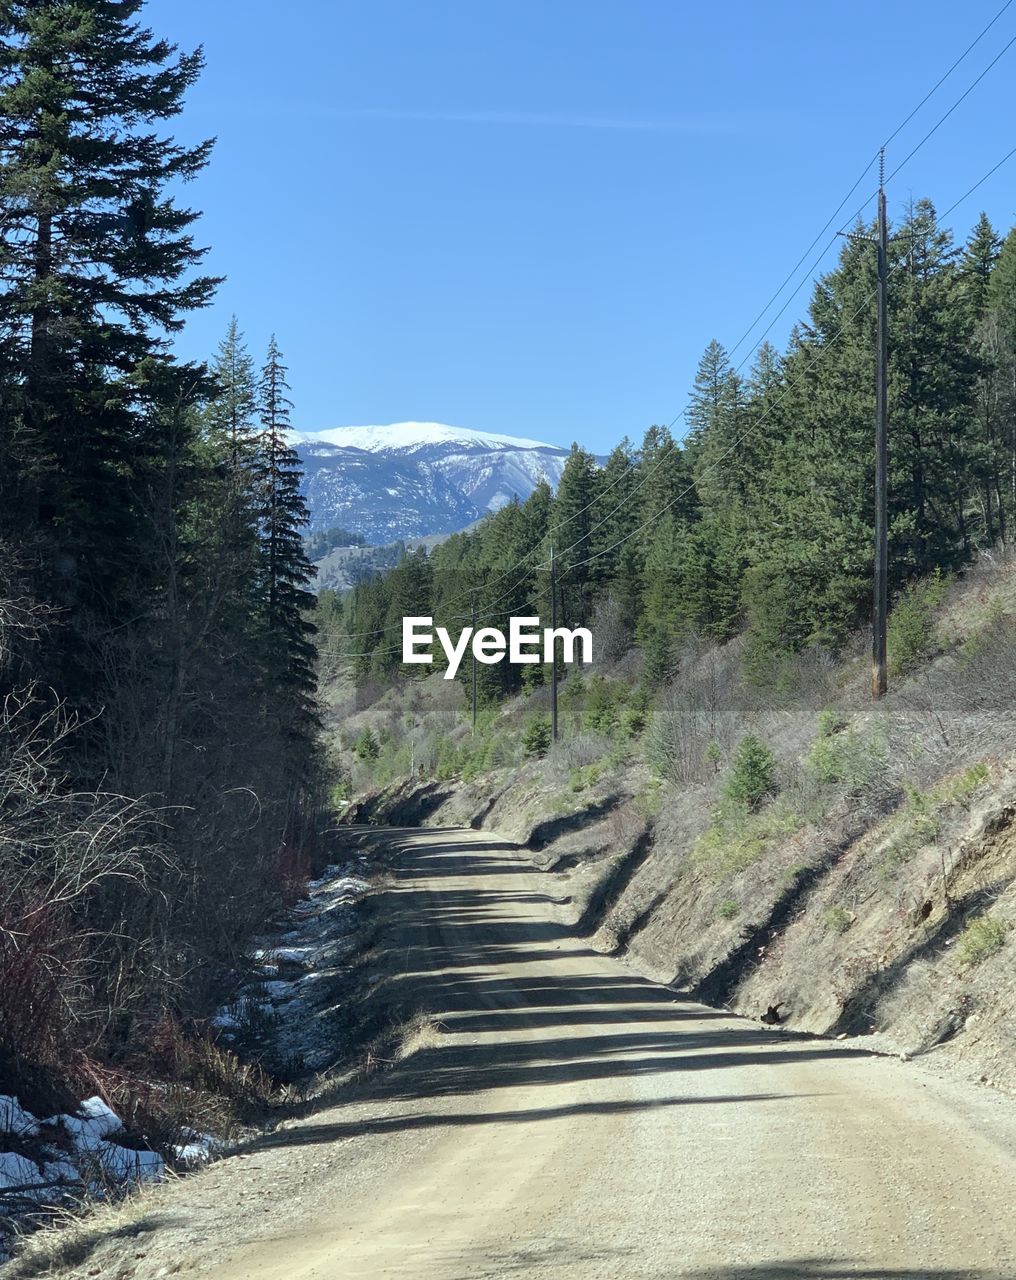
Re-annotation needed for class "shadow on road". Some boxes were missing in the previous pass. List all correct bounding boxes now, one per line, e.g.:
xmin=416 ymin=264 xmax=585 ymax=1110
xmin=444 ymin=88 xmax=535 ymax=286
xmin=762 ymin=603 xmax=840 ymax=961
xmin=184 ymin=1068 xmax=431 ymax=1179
xmin=254 ymin=1090 xmax=804 ymax=1147
xmin=673 ymin=1265 xmax=990 ymax=1279
xmin=441 ymin=1242 xmax=992 ymax=1280
xmin=257 ymin=828 xmax=874 ymax=1152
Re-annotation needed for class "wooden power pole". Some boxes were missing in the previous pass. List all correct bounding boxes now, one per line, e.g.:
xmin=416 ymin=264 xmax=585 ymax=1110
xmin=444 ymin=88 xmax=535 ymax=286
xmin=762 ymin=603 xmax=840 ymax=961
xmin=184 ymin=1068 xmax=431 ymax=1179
xmin=872 ymin=152 xmax=889 ymax=700
xmin=549 ymin=544 xmax=558 ymax=743
xmin=471 ymin=593 xmax=478 ymax=735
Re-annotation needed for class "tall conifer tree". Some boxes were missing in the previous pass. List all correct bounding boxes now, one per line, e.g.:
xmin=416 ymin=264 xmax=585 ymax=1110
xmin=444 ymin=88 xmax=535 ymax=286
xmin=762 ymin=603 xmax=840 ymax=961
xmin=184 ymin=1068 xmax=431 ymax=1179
xmin=207 ymin=316 xmax=259 ymax=462
xmin=256 ymin=337 xmax=317 ymax=724
xmin=0 ymin=1 xmax=217 ymax=572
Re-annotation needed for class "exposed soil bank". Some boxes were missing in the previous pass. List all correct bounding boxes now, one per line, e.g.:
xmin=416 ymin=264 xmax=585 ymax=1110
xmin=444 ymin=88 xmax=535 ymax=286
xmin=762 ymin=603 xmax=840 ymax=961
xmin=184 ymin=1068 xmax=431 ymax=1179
xmin=347 ymin=763 xmax=1016 ymax=1095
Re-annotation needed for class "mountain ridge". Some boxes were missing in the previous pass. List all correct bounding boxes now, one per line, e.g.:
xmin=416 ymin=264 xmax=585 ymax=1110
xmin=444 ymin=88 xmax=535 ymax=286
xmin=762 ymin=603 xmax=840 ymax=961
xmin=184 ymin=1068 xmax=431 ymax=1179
xmin=291 ymin=421 xmax=561 ymax=455
xmin=293 ymin=421 xmax=575 ymax=544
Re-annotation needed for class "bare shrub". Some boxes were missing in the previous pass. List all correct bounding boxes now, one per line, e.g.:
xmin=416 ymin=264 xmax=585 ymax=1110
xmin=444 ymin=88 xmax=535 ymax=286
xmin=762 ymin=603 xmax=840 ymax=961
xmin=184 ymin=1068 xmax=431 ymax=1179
xmin=0 ymin=688 xmax=167 ymax=1096
xmin=645 ymin=646 xmax=747 ymax=785
xmin=883 ymin=613 xmax=1016 ymax=790
xmin=604 ymin=798 xmax=650 ymax=848
xmin=0 ymin=545 xmax=53 ymax=677
xmin=590 ymin=592 xmax=633 ymax=665
xmin=543 ymin=734 xmax=606 ymax=785
xmin=354 ymin=679 xmax=386 ymax=712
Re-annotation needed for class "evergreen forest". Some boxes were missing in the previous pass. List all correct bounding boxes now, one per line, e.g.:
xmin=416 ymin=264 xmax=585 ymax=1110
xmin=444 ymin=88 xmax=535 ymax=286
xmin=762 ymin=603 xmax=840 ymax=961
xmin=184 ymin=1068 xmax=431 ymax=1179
xmin=0 ymin=2 xmax=319 ymax=1103
xmin=329 ymin=204 xmax=1016 ymax=699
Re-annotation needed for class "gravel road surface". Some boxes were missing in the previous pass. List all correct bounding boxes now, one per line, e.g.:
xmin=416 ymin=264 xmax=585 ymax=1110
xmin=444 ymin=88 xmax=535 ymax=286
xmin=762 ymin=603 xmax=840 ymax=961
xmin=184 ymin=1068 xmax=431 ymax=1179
xmin=41 ymin=827 xmax=1016 ymax=1280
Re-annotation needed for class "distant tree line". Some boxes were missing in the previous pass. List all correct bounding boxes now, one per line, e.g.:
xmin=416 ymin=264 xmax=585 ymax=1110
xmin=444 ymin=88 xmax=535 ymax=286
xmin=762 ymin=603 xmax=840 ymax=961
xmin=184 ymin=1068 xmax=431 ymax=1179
xmin=0 ymin=1 xmax=319 ymax=1095
xmin=334 ymin=202 xmax=1016 ymax=696
xmin=306 ymin=526 xmax=369 ymax=558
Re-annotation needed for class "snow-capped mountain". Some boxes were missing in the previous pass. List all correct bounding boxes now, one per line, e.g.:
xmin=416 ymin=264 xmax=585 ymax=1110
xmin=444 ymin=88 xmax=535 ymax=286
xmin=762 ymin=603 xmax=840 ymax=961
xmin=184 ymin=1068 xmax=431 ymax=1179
xmin=292 ymin=422 xmax=572 ymax=543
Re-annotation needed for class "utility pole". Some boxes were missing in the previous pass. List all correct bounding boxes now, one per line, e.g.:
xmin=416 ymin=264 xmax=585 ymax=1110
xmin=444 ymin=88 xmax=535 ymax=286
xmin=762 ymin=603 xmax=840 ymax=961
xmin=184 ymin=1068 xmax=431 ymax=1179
xmin=841 ymin=147 xmax=889 ymax=700
xmin=549 ymin=544 xmax=558 ymax=743
xmin=873 ymin=150 xmax=889 ymax=700
xmin=471 ymin=592 xmax=478 ymax=735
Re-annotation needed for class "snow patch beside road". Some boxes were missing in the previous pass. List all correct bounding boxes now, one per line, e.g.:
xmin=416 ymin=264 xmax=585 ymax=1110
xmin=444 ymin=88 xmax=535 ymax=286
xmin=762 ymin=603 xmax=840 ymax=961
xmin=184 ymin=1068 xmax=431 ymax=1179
xmin=212 ymin=863 xmax=371 ymax=1073
xmin=1 ymin=860 xmax=372 ymax=1262
xmin=0 ymin=1094 xmax=163 ymax=1262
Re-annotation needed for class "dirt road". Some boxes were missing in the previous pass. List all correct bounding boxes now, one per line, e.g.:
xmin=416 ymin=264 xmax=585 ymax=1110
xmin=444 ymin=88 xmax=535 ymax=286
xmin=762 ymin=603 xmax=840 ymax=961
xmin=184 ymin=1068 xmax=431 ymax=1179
xmin=50 ymin=828 xmax=1016 ymax=1279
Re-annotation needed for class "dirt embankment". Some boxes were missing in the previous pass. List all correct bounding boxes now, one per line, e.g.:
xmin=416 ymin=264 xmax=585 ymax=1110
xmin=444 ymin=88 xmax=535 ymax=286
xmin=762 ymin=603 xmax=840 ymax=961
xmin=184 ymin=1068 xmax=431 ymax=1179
xmin=348 ymin=760 xmax=1016 ymax=1094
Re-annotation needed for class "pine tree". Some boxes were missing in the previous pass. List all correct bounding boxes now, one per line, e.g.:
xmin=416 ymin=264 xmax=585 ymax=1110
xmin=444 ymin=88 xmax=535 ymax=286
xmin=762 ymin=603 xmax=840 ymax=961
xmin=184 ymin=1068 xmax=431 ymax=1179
xmin=638 ymin=514 xmax=708 ymax=684
xmin=988 ymin=227 xmax=1016 ymax=529
xmin=383 ymin=549 xmax=434 ymax=680
xmin=960 ymin=213 xmax=1001 ymax=319
xmin=0 ymin=3 xmax=337 ymax=1078
xmin=207 ymin=317 xmax=259 ymax=463
xmin=256 ymin=338 xmax=317 ymax=728
xmin=891 ymin=200 xmax=979 ymax=574
xmin=589 ymin=438 xmax=642 ymax=616
xmin=684 ymin=341 xmax=751 ymax=505
xmin=197 ymin=317 xmax=262 ymax=626
xmin=739 ymin=229 xmax=884 ymax=667
xmin=550 ymin=444 xmax=601 ymax=626
xmin=962 ymin=217 xmax=1006 ymax=544
xmin=741 ymin=341 xmax=785 ymax=491
xmin=638 ymin=424 xmax=698 ymax=529
xmin=0 ymin=0 xmax=217 ymax=566
xmin=346 ymin=575 xmax=393 ymax=684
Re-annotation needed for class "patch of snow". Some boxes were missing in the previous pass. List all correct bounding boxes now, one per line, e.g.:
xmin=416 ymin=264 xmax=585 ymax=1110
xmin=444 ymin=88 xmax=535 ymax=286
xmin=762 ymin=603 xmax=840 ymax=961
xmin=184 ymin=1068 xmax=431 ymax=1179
xmin=307 ymin=865 xmax=343 ymax=888
xmin=261 ymin=980 xmax=297 ymax=1002
xmin=2 ymin=1093 xmax=163 ymax=1261
xmin=0 ymin=859 xmax=372 ymax=1255
xmin=291 ymin=421 xmax=556 ymax=454
xmin=172 ymin=1129 xmax=217 ymax=1165
xmin=0 ymin=1150 xmax=40 ymax=1191
xmin=50 ymin=1096 xmax=123 ymax=1146
xmin=0 ymin=1095 xmax=39 ymax=1138
xmin=85 ymin=1144 xmax=163 ymax=1187
xmin=33 ymin=1097 xmax=163 ymax=1193
xmin=210 ymin=861 xmax=372 ymax=1075
xmin=327 ymin=875 xmax=370 ymax=897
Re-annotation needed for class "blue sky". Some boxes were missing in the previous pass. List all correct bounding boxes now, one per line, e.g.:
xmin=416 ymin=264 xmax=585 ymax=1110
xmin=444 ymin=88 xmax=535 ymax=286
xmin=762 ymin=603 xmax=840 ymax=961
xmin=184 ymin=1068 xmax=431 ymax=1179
xmin=146 ymin=0 xmax=1016 ymax=453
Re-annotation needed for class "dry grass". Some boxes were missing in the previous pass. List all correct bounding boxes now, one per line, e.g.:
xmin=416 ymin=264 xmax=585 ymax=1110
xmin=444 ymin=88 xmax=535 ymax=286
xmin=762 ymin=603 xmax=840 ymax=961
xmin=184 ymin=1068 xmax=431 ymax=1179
xmin=3 ymin=1171 xmax=175 ymax=1280
xmin=393 ymin=1013 xmax=444 ymax=1062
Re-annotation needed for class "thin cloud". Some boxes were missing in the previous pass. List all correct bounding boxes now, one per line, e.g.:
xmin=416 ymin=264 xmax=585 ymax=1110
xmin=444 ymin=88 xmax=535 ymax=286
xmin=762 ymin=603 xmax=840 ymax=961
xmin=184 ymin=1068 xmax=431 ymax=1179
xmin=342 ymin=106 xmax=761 ymax=133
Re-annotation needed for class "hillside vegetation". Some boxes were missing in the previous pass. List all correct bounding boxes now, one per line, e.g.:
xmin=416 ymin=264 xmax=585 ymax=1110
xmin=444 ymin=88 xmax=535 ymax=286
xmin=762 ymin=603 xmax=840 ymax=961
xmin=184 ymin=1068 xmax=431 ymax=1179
xmin=322 ymin=205 xmax=1016 ymax=696
xmin=330 ymin=548 xmax=1016 ymax=1094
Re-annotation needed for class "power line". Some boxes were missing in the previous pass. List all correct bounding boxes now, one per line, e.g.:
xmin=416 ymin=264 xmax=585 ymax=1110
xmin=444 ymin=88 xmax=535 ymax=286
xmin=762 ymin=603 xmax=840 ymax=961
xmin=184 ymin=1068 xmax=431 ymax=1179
xmin=323 ymin=253 xmax=884 ymax=658
xmin=835 ymin=18 xmax=1016 ymax=236
xmin=557 ymin=139 xmax=1016 ymax=583
xmin=553 ymin=287 xmax=887 ymax=578
xmin=475 ymin=8 xmax=1016 ymax=590
xmin=521 ymin=16 xmax=1016 ymax=576
xmin=729 ymin=0 xmax=1014 ymax=360
xmin=323 ymin=6 xmax=1016 ymax=655
xmin=882 ymin=0 xmax=1014 ymax=151
xmin=885 ymin=29 xmax=1016 ymax=187
xmin=330 ymin=153 xmax=885 ymax=644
